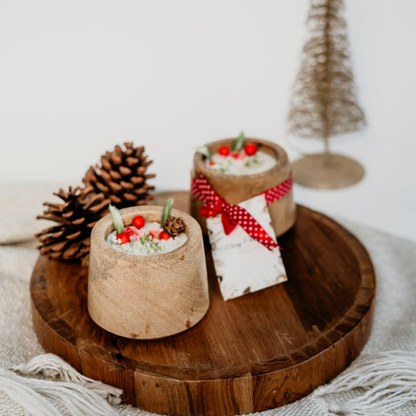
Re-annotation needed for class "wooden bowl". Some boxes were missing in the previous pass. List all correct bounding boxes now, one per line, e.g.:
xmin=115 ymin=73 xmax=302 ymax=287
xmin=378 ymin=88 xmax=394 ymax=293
xmin=191 ymin=138 xmax=296 ymax=237
xmin=88 ymin=206 xmax=209 ymax=340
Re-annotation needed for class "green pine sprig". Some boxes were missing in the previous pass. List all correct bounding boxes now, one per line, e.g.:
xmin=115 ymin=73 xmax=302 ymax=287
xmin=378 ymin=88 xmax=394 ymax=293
xmin=197 ymin=145 xmax=212 ymax=162
xmin=161 ymin=198 xmax=174 ymax=225
xmin=109 ymin=205 xmax=125 ymax=234
xmin=232 ymin=131 xmax=246 ymax=152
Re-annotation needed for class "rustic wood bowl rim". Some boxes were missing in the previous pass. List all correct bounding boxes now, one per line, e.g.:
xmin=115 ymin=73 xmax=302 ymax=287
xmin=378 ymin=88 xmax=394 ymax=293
xmin=91 ymin=205 xmax=202 ymax=263
xmin=194 ymin=137 xmax=289 ymax=181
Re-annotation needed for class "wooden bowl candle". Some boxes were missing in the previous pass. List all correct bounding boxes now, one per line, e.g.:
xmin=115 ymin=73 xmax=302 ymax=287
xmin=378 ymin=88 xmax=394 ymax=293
xmin=191 ymin=136 xmax=296 ymax=237
xmin=88 ymin=204 xmax=209 ymax=340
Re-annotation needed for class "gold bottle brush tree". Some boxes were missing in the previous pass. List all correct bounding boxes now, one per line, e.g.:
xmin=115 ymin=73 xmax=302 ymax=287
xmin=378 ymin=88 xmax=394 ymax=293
xmin=287 ymin=0 xmax=366 ymax=189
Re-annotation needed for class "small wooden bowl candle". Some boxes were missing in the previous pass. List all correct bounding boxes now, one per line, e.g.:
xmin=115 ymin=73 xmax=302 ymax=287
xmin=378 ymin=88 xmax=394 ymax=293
xmin=191 ymin=137 xmax=296 ymax=237
xmin=88 ymin=206 xmax=209 ymax=340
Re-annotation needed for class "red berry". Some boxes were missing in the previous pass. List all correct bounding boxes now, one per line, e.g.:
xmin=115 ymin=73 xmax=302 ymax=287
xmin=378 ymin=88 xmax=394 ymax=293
xmin=159 ymin=230 xmax=171 ymax=240
xmin=149 ymin=230 xmax=159 ymax=239
xmin=231 ymin=151 xmax=240 ymax=159
xmin=244 ymin=143 xmax=257 ymax=156
xmin=124 ymin=226 xmax=136 ymax=236
xmin=116 ymin=232 xmax=130 ymax=245
xmin=218 ymin=146 xmax=230 ymax=156
xmin=132 ymin=215 xmax=145 ymax=229
xmin=209 ymin=162 xmax=216 ymax=166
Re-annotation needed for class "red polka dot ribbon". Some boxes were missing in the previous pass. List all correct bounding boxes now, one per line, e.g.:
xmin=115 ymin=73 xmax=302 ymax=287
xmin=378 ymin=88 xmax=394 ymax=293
xmin=191 ymin=173 xmax=292 ymax=250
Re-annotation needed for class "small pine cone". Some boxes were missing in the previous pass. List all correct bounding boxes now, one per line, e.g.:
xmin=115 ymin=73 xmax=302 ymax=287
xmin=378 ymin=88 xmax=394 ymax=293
xmin=83 ymin=142 xmax=155 ymax=209
xmin=36 ymin=186 xmax=111 ymax=260
xmin=163 ymin=216 xmax=186 ymax=237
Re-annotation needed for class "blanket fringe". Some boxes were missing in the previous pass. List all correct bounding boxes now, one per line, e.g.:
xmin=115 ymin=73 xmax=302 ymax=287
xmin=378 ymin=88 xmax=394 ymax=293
xmin=12 ymin=353 xmax=122 ymax=405
xmin=2 ymin=351 xmax=416 ymax=415
xmin=0 ymin=353 xmax=122 ymax=416
xmin=313 ymin=350 xmax=416 ymax=415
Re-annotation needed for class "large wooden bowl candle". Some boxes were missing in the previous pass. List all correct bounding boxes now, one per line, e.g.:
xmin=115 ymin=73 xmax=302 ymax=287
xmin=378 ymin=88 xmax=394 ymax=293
xmin=88 ymin=206 xmax=209 ymax=340
xmin=191 ymin=138 xmax=296 ymax=237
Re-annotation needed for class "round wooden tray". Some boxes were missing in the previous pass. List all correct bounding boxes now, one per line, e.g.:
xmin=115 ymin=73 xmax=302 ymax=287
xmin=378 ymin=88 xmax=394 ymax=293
xmin=30 ymin=191 xmax=375 ymax=416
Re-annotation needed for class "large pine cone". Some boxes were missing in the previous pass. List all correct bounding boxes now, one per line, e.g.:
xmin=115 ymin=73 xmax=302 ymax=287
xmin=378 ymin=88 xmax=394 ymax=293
xmin=83 ymin=142 xmax=155 ymax=209
xmin=163 ymin=216 xmax=186 ymax=237
xmin=36 ymin=186 xmax=110 ymax=260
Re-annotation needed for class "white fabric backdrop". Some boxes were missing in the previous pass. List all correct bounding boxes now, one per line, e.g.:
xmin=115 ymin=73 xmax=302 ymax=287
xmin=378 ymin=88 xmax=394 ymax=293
xmin=1 ymin=0 xmax=416 ymax=243
xmin=0 ymin=184 xmax=415 ymax=415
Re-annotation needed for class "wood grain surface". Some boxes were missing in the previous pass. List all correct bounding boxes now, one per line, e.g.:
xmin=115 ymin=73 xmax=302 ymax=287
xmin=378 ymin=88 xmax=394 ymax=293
xmin=30 ymin=191 xmax=376 ymax=416
xmin=88 ymin=206 xmax=209 ymax=339
xmin=191 ymin=138 xmax=296 ymax=238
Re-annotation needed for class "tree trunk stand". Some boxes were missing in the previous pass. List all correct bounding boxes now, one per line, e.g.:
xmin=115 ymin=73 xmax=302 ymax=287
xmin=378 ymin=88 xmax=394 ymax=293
xmin=30 ymin=191 xmax=375 ymax=416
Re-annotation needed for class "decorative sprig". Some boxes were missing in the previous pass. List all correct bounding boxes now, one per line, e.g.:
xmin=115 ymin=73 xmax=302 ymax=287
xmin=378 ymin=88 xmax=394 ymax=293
xmin=161 ymin=198 xmax=174 ymax=225
xmin=140 ymin=232 xmax=153 ymax=244
xmin=197 ymin=145 xmax=212 ymax=162
xmin=232 ymin=131 xmax=245 ymax=152
xmin=139 ymin=232 xmax=163 ymax=253
xmin=109 ymin=205 xmax=125 ymax=234
xmin=244 ymin=155 xmax=262 ymax=168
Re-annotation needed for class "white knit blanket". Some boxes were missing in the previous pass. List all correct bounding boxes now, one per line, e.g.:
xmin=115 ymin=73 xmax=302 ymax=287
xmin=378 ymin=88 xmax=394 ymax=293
xmin=0 ymin=184 xmax=415 ymax=415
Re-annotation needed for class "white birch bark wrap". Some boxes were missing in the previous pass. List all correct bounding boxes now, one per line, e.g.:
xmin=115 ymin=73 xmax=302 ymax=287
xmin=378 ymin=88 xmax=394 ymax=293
xmin=207 ymin=195 xmax=287 ymax=300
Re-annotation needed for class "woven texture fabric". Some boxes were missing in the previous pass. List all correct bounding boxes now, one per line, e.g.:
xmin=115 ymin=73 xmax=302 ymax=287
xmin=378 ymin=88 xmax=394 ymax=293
xmin=0 ymin=183 xmax=415 ymax=415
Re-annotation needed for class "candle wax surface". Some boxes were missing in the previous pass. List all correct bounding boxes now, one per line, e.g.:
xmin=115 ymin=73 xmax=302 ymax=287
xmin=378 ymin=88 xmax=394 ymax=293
xmin=207 ymin=150 xmax=276 ymax=175
xmin=106 ymin=221 xmax=188 ymax=256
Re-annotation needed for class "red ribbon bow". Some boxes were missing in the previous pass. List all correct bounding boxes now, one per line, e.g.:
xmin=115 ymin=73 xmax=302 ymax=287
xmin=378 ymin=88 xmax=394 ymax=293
xmin=191 ymin=173 xmax=292 ymax=250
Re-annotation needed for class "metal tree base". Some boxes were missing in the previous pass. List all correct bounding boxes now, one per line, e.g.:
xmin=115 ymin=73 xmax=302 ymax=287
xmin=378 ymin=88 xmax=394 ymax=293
xmin=292 ymin=153 xmax=364 ymax=189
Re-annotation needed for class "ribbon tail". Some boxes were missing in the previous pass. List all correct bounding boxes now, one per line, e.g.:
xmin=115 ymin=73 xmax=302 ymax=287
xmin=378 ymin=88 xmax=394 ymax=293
xmin=221 ymin=213 xmax=237 ymax=235
xmin=224 ymin=205 xmax=281 ymax=251
xmin=200 ymin=203 xmax=222 ymax=218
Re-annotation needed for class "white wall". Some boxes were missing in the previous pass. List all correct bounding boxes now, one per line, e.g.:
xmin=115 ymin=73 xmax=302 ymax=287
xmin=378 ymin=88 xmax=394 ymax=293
xmin=0 ymin=0 xmax=415 ymax=242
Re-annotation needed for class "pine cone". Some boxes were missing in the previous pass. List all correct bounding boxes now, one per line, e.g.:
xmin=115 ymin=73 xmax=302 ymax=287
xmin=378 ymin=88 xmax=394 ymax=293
xmin=163 ymin=216 xmax=186 ymax=237
xmin=83 ymin=142 xmax=155 ymax=209
xmin=36 ymin=186 xmax=111 ymax=260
